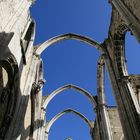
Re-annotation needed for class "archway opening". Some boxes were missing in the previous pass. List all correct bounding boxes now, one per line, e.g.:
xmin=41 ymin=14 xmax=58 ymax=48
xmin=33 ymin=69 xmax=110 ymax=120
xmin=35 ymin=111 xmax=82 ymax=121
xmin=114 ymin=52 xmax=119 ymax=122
xmin=46 ymin=88 xmax=95 ymax=121
xmin=39 ymin=39 xmax=100 ymax=124
xmin=47 ymin=111 xmax=92 ymax=140
xmin=125 ymin=32 xmax=140 ymax=74
xmin=41 ymin=40 xmax=100 ymax=95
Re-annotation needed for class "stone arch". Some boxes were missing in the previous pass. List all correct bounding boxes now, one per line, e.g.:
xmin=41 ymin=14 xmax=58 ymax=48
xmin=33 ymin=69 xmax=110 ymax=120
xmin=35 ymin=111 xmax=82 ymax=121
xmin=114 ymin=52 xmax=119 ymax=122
xmin=42 ymin=84 xmax=97 ymax=111
xmin=45 ymin=109 xmax=93 ymax=134
xmin=113 ymin=23 xmax=129 ymax=77
xmin=0 ymin=54 xmax=19 ymax=139
xmin=35 ymin=33 xmax=103 ymax=55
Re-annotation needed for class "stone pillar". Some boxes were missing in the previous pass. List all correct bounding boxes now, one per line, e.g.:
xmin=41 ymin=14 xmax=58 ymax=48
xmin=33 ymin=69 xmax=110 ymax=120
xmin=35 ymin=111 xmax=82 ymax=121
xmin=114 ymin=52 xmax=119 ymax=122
xmin=97 ymin=57 xmax=112 ymax=140
xmin=38 ymin=108 xmax=46 ymax=140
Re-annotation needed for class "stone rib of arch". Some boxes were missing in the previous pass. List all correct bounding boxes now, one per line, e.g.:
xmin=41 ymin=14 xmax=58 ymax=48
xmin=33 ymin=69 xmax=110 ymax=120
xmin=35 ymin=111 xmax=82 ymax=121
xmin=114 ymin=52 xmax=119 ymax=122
xmin=35 ymin=33 xmax=103 ymax=55
xmin=42 ymin=84 xmax=97 ymax=110
xmin=45 ymin=109 xmax=93 ymax=134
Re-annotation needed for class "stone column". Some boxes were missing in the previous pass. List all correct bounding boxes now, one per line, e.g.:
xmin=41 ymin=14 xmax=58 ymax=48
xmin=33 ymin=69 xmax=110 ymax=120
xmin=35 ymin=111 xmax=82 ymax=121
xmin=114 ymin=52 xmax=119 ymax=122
xmin=97 ymin=57 xmax=112 ymax=140
xmin=36 ymin=108 xmax=46 ymax=140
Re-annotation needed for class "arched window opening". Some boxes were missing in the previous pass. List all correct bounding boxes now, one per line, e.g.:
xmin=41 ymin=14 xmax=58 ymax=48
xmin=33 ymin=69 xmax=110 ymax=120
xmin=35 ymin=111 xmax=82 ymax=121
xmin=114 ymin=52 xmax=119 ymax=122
xmin=125 ymin=32 xmax=140 ymax=74
xmin=21 ymin=21 xmax=35 ymax=64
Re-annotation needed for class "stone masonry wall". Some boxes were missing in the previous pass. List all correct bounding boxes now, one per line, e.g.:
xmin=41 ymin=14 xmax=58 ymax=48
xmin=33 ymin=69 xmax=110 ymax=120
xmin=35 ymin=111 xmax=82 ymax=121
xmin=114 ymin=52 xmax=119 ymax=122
xmin=108 ymin=107 xmax=123 ymax=140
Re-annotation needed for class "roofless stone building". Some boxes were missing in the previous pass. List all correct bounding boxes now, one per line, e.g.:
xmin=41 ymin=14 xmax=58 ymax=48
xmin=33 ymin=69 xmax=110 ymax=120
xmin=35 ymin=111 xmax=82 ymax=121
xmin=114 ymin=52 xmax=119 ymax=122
xmin=0 ymin=0 xmax=140 ymax=140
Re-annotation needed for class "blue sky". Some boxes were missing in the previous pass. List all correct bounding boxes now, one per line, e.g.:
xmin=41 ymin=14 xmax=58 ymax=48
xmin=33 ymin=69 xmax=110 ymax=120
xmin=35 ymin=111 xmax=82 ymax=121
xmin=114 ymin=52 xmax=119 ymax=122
xmin=31 ymin=0 xmax=140 ymax=140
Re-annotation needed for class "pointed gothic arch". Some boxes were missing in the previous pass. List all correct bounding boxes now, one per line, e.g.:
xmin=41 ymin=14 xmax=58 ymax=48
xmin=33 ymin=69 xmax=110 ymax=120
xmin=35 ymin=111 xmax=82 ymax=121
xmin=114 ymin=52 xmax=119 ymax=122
xmin=45 ymin=109 xmax=94 ymax=134
xmin=42 ymin=84 xmax=97 ymax=111
xmin=35 ymin=33 xmax=103 ymax=55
